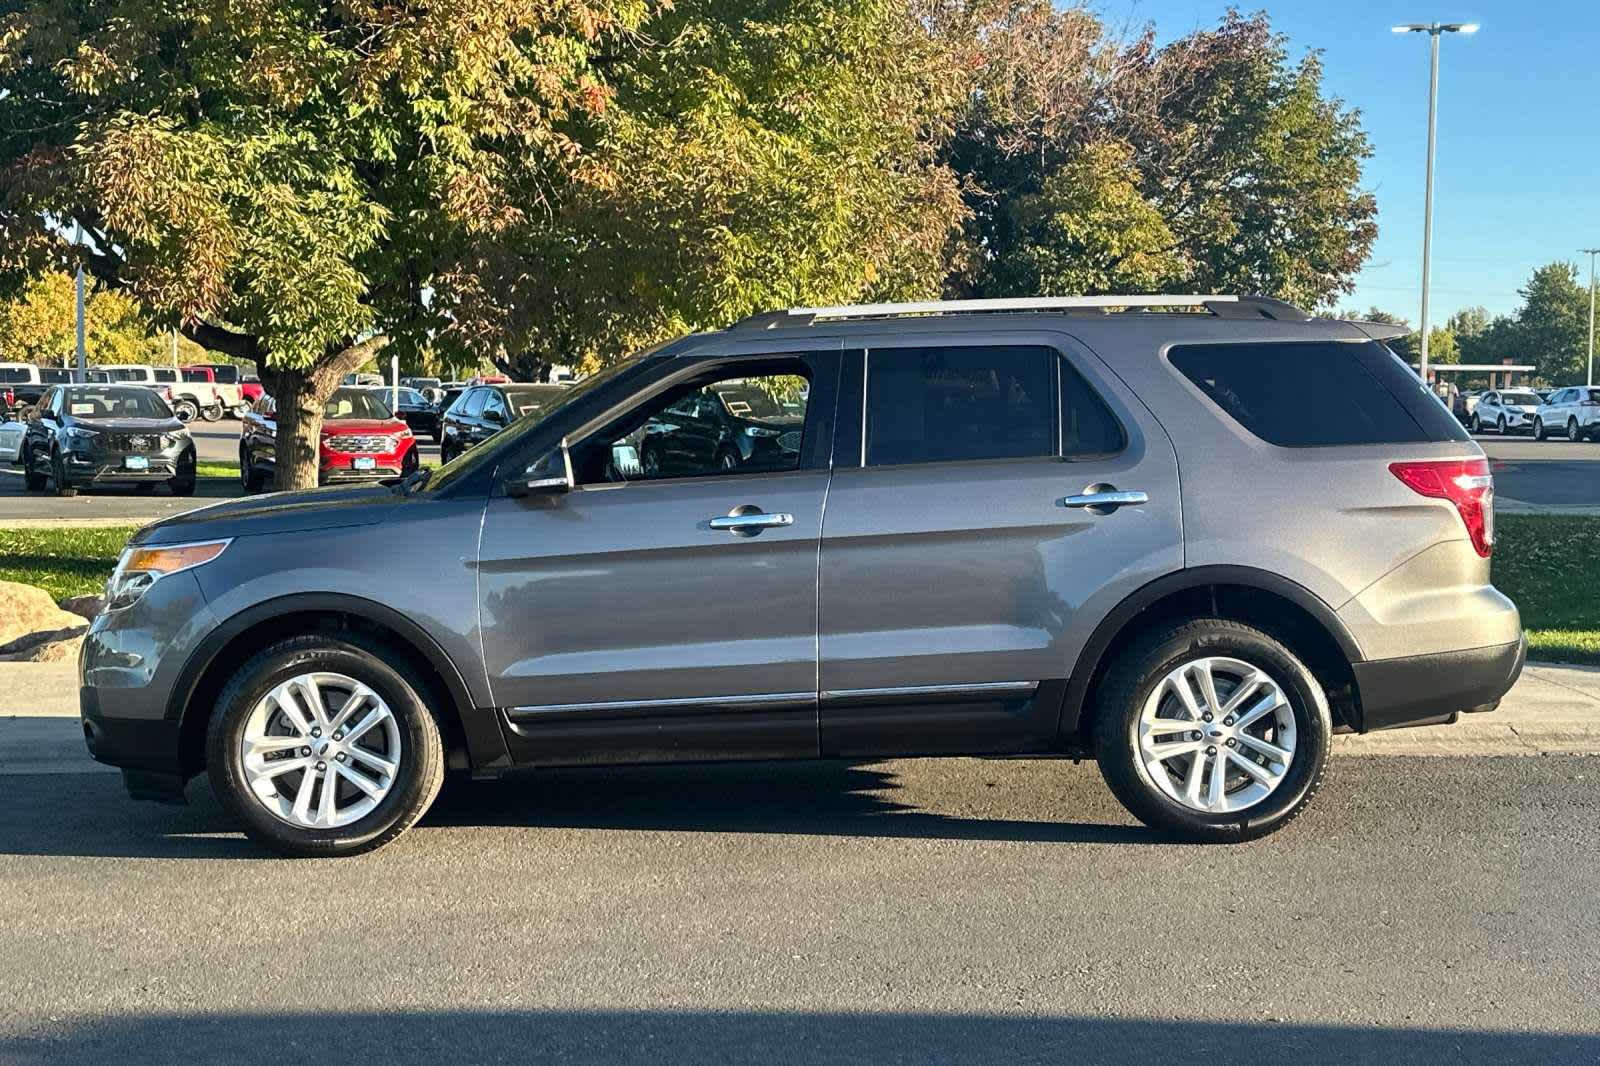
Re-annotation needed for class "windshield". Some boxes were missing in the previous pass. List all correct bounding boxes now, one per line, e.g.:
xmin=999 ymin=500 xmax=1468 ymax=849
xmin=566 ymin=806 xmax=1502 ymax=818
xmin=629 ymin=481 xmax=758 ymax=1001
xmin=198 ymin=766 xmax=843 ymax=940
xmin=63 ymin=386 xmax=173 ymax=420
xmin=1501 ymin=392 xmax=1538 ymax=405
xmin=425 ymin=349 xmax=661 ymax=494
xmin=324 ymin=388 xmax=394 ymax=420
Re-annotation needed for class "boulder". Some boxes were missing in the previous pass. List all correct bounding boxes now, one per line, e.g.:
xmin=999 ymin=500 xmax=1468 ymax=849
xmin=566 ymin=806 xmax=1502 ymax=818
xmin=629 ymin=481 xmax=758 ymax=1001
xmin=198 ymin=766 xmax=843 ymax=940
xmin=0 ymin=628 xmax=86 ymax=662
xmin=0 ymin=580 xmax=89 ymax=649
xmin=58 ymin=594 xmax=107 ymax=621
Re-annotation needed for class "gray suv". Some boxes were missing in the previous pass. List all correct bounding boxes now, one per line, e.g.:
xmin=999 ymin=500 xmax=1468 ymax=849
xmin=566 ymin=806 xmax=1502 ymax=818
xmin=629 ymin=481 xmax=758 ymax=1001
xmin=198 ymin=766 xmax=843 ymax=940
xmin=79 ymin=296 xmax=1524 ymax=856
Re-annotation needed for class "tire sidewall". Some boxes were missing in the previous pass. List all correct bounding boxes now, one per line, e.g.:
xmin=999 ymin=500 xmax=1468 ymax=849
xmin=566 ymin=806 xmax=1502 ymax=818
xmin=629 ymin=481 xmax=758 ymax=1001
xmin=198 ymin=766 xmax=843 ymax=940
xmin=207 ymin=637 xmax=442 ymax=856
xmin=1098 ymin=623 xmax=1332 ymax=841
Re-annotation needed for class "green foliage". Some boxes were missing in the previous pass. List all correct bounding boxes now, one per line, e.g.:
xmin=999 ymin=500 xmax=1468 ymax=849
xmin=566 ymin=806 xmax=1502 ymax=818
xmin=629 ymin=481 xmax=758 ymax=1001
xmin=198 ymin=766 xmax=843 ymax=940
xmin=0 ymin=525 xmax=136 ymax=601
xmin=1454 ymin=264 xmax=1597 ymax=384
xmin=0 ymin=271 xmax=204 ymax=366
xmin=944 ymin=5 xmax=1376 ymax=307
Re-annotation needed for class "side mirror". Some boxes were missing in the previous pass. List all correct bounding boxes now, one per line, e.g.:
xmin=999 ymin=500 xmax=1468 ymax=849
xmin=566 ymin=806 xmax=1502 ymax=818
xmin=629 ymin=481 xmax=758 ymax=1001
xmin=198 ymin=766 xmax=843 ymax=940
xmin=484 ymin=408 xmax=505 ymax=426
xmin=505 ymin=445 xmax=573 ymax=498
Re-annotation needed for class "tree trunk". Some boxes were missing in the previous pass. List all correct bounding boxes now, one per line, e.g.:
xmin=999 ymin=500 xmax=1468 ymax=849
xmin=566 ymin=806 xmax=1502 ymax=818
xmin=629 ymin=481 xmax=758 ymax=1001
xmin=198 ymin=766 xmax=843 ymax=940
xmin=262 ymin=337 xmax=391 ymax=491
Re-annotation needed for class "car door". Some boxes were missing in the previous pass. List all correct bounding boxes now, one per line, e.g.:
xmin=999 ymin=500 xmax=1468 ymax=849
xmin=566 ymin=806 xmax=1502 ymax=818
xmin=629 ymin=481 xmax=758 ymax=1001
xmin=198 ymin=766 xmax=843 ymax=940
xmin=477 ymin=350 xmax=839 ymax=766
xmin=246 ymin=396 xmax=277 ymax=471
xmin=1478 ymin=392 xmax=1497 ymax=426
xmin=816 ymin=334 xmax=1183 ymax=756
xmin=23 ymin=387 xmax=55 ymax=473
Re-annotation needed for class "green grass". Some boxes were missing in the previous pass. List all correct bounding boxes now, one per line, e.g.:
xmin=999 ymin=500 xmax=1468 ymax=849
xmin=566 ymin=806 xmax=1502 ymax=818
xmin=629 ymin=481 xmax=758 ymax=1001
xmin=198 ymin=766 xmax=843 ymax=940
xmin=3 ymin=514 xmax=1596 ymax=662
xmin=0 ymin=525 xmax=140 ymax=600
xmin=195 ymin=460 xmax=239 ymax=479
xmin=1492 ymin=514 xmax=1600 ymax=665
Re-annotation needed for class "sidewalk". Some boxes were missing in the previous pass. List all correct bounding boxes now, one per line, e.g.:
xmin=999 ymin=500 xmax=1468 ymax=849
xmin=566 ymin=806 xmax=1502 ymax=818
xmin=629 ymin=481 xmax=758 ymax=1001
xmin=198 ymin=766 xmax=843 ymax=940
xmin=5 ymin=660 xmax=1599 ymax=776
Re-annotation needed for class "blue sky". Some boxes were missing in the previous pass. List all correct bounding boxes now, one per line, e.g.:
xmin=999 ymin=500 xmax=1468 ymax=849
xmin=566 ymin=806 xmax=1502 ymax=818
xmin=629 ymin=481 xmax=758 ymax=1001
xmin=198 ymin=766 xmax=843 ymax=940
xmin=1096 ymin=0 xmax=1600 ymax=323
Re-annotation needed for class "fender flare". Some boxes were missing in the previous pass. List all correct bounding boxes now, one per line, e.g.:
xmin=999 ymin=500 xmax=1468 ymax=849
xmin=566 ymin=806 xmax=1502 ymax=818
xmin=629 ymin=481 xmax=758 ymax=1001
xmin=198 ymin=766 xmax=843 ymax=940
xmin=1057 ymin=565 xmax=1363 ymax=737
xmin=170 ymin=592 xmax=510 ymax=774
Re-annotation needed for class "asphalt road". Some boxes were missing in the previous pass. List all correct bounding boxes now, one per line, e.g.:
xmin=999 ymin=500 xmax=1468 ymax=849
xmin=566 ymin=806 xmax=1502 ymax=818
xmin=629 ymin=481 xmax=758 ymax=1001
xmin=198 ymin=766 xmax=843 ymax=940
xmin=0 ymin=424 xmax=1595 ymax=525
xmin=2 ymin=755 xmax=1597 ymax=1064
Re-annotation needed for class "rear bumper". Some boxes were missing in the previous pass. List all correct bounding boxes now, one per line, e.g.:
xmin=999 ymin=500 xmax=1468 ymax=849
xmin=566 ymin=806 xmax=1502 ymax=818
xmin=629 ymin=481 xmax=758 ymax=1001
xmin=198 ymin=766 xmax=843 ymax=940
xmin=1352 ymin=636 xmax=1526 ymax=732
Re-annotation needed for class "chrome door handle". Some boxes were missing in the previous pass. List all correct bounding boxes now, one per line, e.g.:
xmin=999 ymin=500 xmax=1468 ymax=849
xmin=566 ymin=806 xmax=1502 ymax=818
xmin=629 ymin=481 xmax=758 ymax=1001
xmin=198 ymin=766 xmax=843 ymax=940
xmin=1059 ymin=490 xmax=1148 ymax=509
xmin=709 ymin=511 xmax=794 ymax=532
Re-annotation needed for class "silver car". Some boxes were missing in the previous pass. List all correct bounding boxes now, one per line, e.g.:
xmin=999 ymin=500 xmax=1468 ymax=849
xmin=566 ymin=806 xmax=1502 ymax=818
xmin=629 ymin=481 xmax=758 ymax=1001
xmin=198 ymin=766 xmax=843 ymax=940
xmin=78 ymin=295 xmax=1524 ymax=856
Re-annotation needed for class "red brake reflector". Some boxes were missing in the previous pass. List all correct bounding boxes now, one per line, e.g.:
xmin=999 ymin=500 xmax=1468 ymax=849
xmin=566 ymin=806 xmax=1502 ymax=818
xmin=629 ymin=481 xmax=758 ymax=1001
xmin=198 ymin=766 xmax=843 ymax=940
xmin=1389 ymin=458 xmax=1494 ymax=557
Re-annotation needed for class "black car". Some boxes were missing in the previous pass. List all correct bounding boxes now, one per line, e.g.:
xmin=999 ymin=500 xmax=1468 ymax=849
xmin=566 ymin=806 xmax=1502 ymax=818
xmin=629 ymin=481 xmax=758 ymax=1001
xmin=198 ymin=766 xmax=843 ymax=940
xmin=438 ymin=382 xmax=568 ymax=462
xmin=22 ymin=384 xmax=196 ymax=496
xmin=387 ymin=387 xmax=440 ymax=441
xmin=635 ymin=381 xmax=804 ymax=477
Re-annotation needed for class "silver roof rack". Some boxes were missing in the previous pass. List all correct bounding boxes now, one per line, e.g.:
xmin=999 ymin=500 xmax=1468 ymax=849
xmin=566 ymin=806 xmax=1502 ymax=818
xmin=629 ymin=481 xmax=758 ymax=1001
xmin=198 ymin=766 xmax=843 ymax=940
xmin=733 ymin=295 xmax=1311 ymax=329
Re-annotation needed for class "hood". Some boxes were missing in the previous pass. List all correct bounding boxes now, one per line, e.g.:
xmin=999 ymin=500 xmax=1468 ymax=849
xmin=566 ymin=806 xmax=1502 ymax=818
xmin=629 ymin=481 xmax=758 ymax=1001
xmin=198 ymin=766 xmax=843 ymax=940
xmin=321 ymin=418 xmax=407 ymax=436
xmin=70 ymin=415 xmax=185 ymax=433
xmin=133 ymin=483 xmax=403 ymax=546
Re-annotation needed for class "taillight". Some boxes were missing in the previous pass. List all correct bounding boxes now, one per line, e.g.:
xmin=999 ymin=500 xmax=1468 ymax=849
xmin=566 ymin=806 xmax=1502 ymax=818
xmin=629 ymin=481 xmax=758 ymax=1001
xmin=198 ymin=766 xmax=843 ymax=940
xmin=2 ymin=388 xmax=12 ymax=408
xmin=1390 ymin=458 xmax=1494 ymax=557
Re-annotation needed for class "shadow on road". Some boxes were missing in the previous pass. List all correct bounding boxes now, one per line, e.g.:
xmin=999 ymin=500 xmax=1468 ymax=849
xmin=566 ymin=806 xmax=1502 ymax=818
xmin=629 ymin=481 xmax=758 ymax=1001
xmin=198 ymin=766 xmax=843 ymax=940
xmin=0 ymin=759 xmax=1156 ymax=860
xmin=5 ymin=1008 xmax=1594 ymax=1065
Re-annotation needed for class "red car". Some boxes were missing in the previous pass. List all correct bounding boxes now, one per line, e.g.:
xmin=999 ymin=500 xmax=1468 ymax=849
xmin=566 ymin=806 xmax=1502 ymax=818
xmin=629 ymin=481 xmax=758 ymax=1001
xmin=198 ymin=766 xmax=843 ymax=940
xmin=239 ymin=386 xmax=418 ymax=489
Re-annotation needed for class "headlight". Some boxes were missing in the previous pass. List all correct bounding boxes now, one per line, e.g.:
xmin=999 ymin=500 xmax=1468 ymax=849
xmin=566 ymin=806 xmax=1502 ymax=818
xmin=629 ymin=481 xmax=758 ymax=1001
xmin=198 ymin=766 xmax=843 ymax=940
xmin=743 ymin=426 xmax=781 ymax=438
xmin=106 ymin=539 xmax=231 ymax=611
xmin=63 ymin=426 xmax=100 ymax=443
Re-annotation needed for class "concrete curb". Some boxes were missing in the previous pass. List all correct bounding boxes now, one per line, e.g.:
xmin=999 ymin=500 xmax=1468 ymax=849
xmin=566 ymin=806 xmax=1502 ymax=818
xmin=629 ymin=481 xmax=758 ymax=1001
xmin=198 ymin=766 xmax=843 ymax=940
xmin=5 ymin=660 xmax=1600 ymax=775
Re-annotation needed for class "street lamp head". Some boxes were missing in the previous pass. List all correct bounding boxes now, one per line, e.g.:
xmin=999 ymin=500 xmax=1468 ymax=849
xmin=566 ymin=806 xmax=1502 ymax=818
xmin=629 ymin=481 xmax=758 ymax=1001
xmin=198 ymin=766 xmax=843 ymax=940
xmin=1392 ymin=22 xmax=1480 ymax=34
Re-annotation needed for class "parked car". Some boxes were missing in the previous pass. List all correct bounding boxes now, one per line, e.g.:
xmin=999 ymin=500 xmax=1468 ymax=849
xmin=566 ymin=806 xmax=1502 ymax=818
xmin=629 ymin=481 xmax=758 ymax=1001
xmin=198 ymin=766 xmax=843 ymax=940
xmin=1533 ymin=386 xmax=1600 ymax=441
xmin=635 ymin=381 xmax=804 ymax=477
xmin=385 ymin=387 xmax=441 ymax=441
xmin=437 ymin=382 xmax=568 ymax=462
xmin=401 ymin=377 xmax=444 ymax=406
xmin=239 ymin=387 xmax=419 ymax=489
xmin=341 ymin=372 xmax=385 ymax=387
xmin=240 ymin=374 xmax=264 ymax=405
xmin=77 ymin=295 xmax=1525 ymax=857
xmin=1470 ymin=389 xmax=1542 ymax=435
xmin=179 ymin=365 xmax=249 ymax=419
xmin=21 ymin=383 xmax=195 ymax=496
xmin=1 ymin=362 xmax=40 ymax=420
xmin=0 ymin=418 xmax=24 ymax=463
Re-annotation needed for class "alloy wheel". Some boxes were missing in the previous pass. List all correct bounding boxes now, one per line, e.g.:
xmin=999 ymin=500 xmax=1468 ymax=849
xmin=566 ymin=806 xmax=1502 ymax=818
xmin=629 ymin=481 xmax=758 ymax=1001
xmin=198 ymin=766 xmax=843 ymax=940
xmin=240 ymin=671 xmax=403 ymax=829
xmin=1570 ymin=419 xmax=1581 ymax=443
xmin=1135 ymin=656 xmax=1297 ymax=814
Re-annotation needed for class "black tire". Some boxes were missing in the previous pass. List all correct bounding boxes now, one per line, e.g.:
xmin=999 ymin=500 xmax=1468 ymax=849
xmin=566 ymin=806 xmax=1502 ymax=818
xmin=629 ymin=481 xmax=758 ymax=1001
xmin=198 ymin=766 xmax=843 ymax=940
xmin=1569 ymin=418 xmax=1582 ymax=443
xmin=168 ymin=449 xmax=196 ymax=496
xmin=201 ymin=403 xmax=224 ymax=422
xmin=716 ymin=448 xmax=740 ymax=472
xmin=1093 ymin=618 xmax=1332 ymax=843
xmin=173 ymin=399 xmax=199 ymax=423
xmin=1534 ymin=417 xmax=1546 ymax=441
xmin=439 ymin=439 xmax=456 ymax=466
xmin=1497 ymin=416 xmax=1506 ymax=435
xmin=1470 ymin=414 xmax=1481 ymax=434
xmin=206 ymin=632 xmax=446 ymax=857
xmin=240 ymin=445 xmax=268 ymax=492
xmin=51 ymin=450 xmax=77 ymax=497
xmin=23 ymin=446 xmax=46 ymax=491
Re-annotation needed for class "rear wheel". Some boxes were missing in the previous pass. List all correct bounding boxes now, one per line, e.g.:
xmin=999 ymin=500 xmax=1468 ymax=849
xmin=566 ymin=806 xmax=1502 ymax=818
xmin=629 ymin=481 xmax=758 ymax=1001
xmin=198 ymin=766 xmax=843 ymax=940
xmin=232 ymin=402 xmax=252 ymax=419
xmin=1470 ymin=413 xmax=1481 ymax=434
xmin=206 ymin=633 xmax=445 ymax=857
xmin=173 ymin=399 xmax=199 ymax=423
xmin=1094 ymin=618 xmax=1331 ymax=842
xmin=168 ymin=450 xmax=196 ymax=496
xmin=201 ymin=403 xmax=224 ymax=422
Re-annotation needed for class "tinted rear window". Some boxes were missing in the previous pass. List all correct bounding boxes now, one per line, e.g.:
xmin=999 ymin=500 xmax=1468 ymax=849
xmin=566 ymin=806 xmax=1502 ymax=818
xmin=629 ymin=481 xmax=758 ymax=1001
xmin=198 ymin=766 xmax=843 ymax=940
xmin=0 ymin=367 xmax=32 ymax=383
xmin=1169 ymin=341 xmax=1469 ymax=447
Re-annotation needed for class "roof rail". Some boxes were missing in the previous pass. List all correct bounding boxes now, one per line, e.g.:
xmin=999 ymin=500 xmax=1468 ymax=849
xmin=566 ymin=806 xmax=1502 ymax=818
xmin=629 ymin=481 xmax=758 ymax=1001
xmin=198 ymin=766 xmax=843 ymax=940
xmin=733 ymin=295 xmax=1311 ymax=329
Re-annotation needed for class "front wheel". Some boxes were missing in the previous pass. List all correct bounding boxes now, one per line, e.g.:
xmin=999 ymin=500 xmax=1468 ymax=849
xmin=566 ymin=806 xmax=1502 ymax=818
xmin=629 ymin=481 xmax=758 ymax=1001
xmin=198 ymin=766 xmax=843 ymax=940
xmin=173 ymin=399 xmax=199 ymax=423
xmin=23 ymin=447 xmax=46 ymax=491
xmin=206 ymin=633 xmax=445 ymax=857
xmin=1497 ymin=416 xmax=1507 ymax=435
xmin=1094 ymin=618 xmax=1331 ymax=842
xmin=1534 ymin=417 xmax=1547 ymax=441
xmin=1569 ymin=418 xmax=1582 ymax=443
xmin=232 ymin=403 xmax=252 ymax=419
xmin=51 ymin=450 xmax=77 ymax=497
xmin=168 ymin=450 xmax=196 ymax=496
xmin=1470 ymin=414 xmax=1481 ymax=434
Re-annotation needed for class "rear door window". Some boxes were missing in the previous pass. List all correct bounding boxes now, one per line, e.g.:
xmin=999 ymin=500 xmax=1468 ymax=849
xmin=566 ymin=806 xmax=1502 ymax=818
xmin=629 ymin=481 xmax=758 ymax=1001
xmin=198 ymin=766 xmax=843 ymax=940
xmin=864 ymin=345 xmax=1055 ymax=466
xmin=1169 ymin=341 xmax=1469 ymax=447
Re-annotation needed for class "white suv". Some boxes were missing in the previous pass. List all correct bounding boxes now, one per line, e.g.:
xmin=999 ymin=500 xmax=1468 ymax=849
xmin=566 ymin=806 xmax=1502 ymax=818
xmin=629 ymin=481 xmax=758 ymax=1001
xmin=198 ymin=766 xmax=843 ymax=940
xmin=1533 ymin=387 xmax=1600 ymax=442
xmin=1471 ymin=389 xmax=1542 ymax=435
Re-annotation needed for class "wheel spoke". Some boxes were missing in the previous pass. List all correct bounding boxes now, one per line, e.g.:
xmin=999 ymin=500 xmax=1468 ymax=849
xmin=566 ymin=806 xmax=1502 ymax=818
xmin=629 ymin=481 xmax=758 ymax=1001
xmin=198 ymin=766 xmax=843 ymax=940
xmin=343 ymin=705 xmax=391 ymax=744
xmin=1236 ymin=732 xmax=1292 ymax=764
xmin=1232 ymin=692 xmax=1284 ymax=731
xmin=291 ymin=766 xmax=319 ymax=823
xmin=327 ymin=685 xmax=375 ymax=734
xmin=1193 ymin=660 xmax=1223 ymax=717
xmin=1205 ymin=748 xmax=1228 ymax=809
xmin=1144 ymin=717 xmax=1195 ymax=737
xmin=336 ymin=762 xmax=384 ymax=799
xmin=252 ymin=755 xmax=313 ymax=780
xmin=1219 ymin=670 xmax=1265 ymax=716
xmin=1168 ymin=670 xmax=1205 ymax=720
xmin=317 ymin=763 xmax=339 ymax=825
xmin=1144 ymin=739 xmax=1204 ymax=762
xmin=296 ymin=676 xmax=328 ymax=727
xmin=1227 ymin=749 xmax=1283 ymax=786
xmin=245 ymin=733 xmax=304 ymax=756
xmin=347 ymin=747 xmax=396 ymax=779
xmin=1182 ymin=751 xmax=1208 ymax=807
xmin=272 ymin=683 xmax=314 ymax=735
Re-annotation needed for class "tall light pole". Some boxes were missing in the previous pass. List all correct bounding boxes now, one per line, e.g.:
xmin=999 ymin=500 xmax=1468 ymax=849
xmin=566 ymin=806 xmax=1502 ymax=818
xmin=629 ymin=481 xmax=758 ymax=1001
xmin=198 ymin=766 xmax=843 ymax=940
xmin=1583 ymin=249 xmax=1599 ymax=387
xmin=1393 ymin=21 xmax=1478 ymax=388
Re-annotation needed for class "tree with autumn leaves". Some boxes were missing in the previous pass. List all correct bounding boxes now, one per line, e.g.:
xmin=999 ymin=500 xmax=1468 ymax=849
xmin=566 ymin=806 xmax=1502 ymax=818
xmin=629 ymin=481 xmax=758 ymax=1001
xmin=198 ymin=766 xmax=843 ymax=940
xmin=1 ymin=1 xmax=1378 ymax=488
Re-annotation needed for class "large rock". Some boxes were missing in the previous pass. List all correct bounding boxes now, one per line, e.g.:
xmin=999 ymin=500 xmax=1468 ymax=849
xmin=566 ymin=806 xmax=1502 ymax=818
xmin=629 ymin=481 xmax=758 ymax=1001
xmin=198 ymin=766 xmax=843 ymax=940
xmin=58 ymin=594 xmax=106 ymax=621
xmin=0 ymin=628 xmax=86 ymax=662
xmin=0 ymin=581 xmax=89 ymax=649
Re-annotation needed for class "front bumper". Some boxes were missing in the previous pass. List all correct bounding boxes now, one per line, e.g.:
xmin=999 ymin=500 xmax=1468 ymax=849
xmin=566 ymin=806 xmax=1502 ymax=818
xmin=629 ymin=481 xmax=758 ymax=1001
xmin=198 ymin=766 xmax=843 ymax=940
xmin=1352 ymin=635 xmax=1526 ymax=731
xmin=64 ymin=451 xmax=183 ymax=482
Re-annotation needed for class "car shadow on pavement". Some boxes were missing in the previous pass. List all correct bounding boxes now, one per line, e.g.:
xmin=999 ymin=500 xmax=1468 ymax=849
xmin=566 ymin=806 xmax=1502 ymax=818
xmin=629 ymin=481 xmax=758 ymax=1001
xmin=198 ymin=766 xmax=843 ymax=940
xmin=6 ymin=1009 xmax=1594 ymax=1066
xmin=0 ymin=759 xmax=1155 ymax=860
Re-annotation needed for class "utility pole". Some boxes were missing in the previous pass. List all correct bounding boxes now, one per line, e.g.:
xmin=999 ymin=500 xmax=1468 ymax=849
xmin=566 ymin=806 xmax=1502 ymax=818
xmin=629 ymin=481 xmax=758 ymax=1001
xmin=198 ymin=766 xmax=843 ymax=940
xmin=1583 ymin=249 xmax=1599 ymax=387
xmin=1393 ymin=22 xmax=1478 ymax=387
